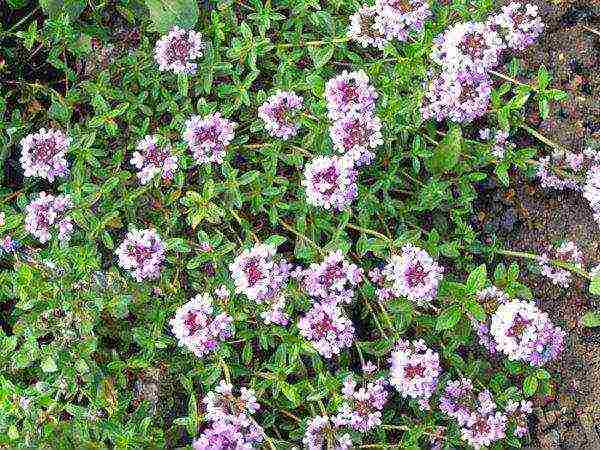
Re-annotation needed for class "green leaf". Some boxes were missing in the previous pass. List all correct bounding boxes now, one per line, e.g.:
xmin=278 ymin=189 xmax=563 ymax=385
xmin=589 ymin=276 xmax=600 ymax=295
xmin=435 ymin=305 xmax=462 ymax=331
xmin=429 ymin=125 xmax=462 ymax=174
xmin=264 ymin=235 xmax=286 ymax=247
xmin=466 ymin=264 xmax=487 ymax=293
xmin=581 ymin=310 xmax=600 ymax=327
xmin=41 ymin=356 xmax=58 ymax=373
xmin=523 ymin=374 xmax=538 ymax=397
xmin=165 ymin=238 xmax=192 ymax=253
xmin=40 ymin=0 xmax=86 ymax=19
xmin=145 ymin=0 xmax=199 ymax=33
xmin=309 ymin=45 xmax=334 ymax=69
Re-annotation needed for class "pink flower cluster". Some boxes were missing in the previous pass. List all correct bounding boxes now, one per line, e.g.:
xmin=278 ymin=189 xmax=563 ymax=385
xmin=116 ymin=228 xmax=165 ymax=281
xmin=298 ymin=301 xmax=355 ymax=359
xmin=490 ymin=298 xmax=565 ymax=366
xmin=229 ymin=243 xmax=292 ymax=325
xmin=325 ymin=70 xmax=377 ymax=121
xmin=491 ymin=2 xmax=544 ymax=51
xmin=193 ymin=380 xmax=263 ymax=449
xmin=296 ymin=250 xmax=364 ymax=305
xmin=389 ymin=339 xmax=441 ymax=409
xmin=130 ymin=135 xmax=178 ymax=184
xmin=369 ymin=244 xmax=444 ymax=305
xmin=538 ymin=241 xmax=584 ymax=288
xmin=154 ymin=26 xmax=204 ymax=75
xmin=423 ymin=4 xmax=543 ymax=123
xmin=169 ymin=292 xmax=233 ymax=358
xmin=258 ymin=91 xmax=304 ymax=140
xmin=439 ymin=379 xmax=507 ymax=450
xmin=506 ymin=399 xmax=533 ymax=438
xmin=20 ymin=128 xmax=70 ymax=182
xmin=347 ymin=6 xmax=389 ymax=50
xmin=183 ymin=113 xmax=237 ymax=165
xmin=375 ymin=0 xmax=431 ymax=41
xmin=303 ymin=415 xmax=353 ymax=450
xmin=329 ymin=111 xmax=383 ymax=167
xmin=302 ymin=156 xmax=358 ymax=211
xmin=335 ymin=373 xmax=389 ymax=432
xmin=25 ymin=192 xmax=74 ymax=244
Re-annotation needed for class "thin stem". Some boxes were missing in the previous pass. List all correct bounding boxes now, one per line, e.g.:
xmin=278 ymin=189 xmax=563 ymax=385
xmin=5 ymin=6 xmax=40 ymax=34
xmin=277 ymin=37 xmax=349 ymax=49
xmin=488 ymin=69 xmax=532 ymax=89
xmin=346 ymin=223 xmax=394 ymax=246
xmin=520 ymin=123 xmax=568 ymax=153
xmin=279 ymin=220 xmax=323 ymax=256
xmin=583 ymin=25 xmax=600 ymax=38
xmin=229 ymin=208 xmax=259 ymax=243
xmin=495 ymin=248 xmax=591 ymax=280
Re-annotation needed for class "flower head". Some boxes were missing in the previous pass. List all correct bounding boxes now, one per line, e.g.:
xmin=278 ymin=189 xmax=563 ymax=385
xmin=330 ymin=111 xmax=383 ymax=166
xmin=440 ymin=379 xmax=508 ymax=450
xmin=258 ymin=91 xmax=304 ymax=140
xmin=389 ymin=339 xmax=441 ymax=408
xmin=116 ymin=228 xmax=165 ymax=281
xmin=491 ymin=2 xmax=544 ymax=51
xmin=298 ymin=249 xmax=363 ymax=305
xmin=325 ymin=70 xmax=377 ymax=120
xmin=20 ymin=128 xmax=70 ymax=182
xmin=298 ymin=302 xmax=355 ymax=359
xmin=169 ymin=292 xmax=233 ymax=358
xmin=421 ymin=69 xmax=492 ymax=123
xmin=302 ymin=156 xmax=358 ymax=211
xmin=375 ymin=0 xmax=432 ymax=41
xmin=303 ymin=415 xmax=353 ymax=450
xmin=184 ymin=113 xmax=237 ymax=164
xmin=203 ymin=380 xmax=260 ymax=423
xmin=131 ymin=135 xmax=178 ymax=184
xmin=335 ymin=374 xmax=388 ymax=432
xmin=490 ymin=299 xmax=565 ymax=366
xmin=380 ymin=244 xmax=444 ymax=304
xmin=25 ymin=192 xmax=74 ymax=244
xmin=348 ymin=5 xmax=390 ymax=50
xmin=431 ymin=21 xmax=504 ymax=72
xmin=154 ymin=26 xmax=204 ymax=74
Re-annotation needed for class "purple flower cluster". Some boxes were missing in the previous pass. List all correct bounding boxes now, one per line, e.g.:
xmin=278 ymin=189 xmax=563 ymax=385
xmin=297 ymin=250 xmax=364 ymax=305
xmin=471 ymin=286 xmax=510 ymax=354
xmin=183 ymin=113 xmax=237 ymax=165
xmin=303 ymin=415 xmax=353 ymax=450
xmin=491 ymin=2 xmax=544 ymax=51
xmin=490 ymin=299 xmax=565 ymax=366
xmin=538 ymin=241 xmax=583 ymax=288
xmin=440 ymin=379 xmax=507 ymax=450
xmin=194 ymin=380 xmax=263 ymax=449
xmin=506 ymin=399 xmax=533 ymax=438
xmin=20 ymin=128 xmax=70 ymax=182
xmin=584 ymin=164 xmax=600 ymax=224
xmin=258 ymin=91 xmax=304 ymax=140
xmin=389 ymin=339 xmax=441 ymax=409
xmin=369 ymin=244 xmax=444 ymax=305
xmin=374 ymin=0 xmax=432 ymax=42
xmin=329 ymin=111 xmax=383 ymax=166
xmin=421 ymin=68 xmax=492 ymax=123
xmin=324 ymin=70 xmax=377 ymax=120
xmin=130 ymin=135 xmax=178 ymax=184
xmin=297 ymin=301 xmax=355 ymax=359
xmin=229 ymin=243 xmax=292 ymax=325
xmin=169 ymin=292 xmax=233 ymax=358
xmin=154 ymin=26 xmax=204 ymax=75
xmin=335 ymin=374 xmax=389 ymax=432
xmin=25 ymin=192 xmax=74 ymax=244
xmin=348 ymin=6 xmax=389 ymax=50
xmin=423 ymin=4 xmax=543 ymax=123
xmin=116 ymin=228 xmax=165 ymax=281
xmin=302 ymin=156 xmax=358 ymax=211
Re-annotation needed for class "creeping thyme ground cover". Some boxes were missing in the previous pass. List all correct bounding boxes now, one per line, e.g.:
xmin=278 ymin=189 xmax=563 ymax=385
xmin=1 ymin=0 xmax=600 ymax=448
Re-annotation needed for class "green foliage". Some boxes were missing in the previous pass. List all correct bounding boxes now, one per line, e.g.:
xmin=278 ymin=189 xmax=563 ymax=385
xmin=0 ymin=0 xmax=568 ymax=448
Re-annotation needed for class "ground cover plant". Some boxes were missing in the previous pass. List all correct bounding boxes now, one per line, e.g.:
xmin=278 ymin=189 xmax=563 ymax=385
xmin=1 ymin=0 xmax=599 ymax=448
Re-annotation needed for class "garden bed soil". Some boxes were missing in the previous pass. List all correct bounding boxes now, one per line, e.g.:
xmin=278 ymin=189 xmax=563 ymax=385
xmin=487 ymin=0 xmax=600 ymax=447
